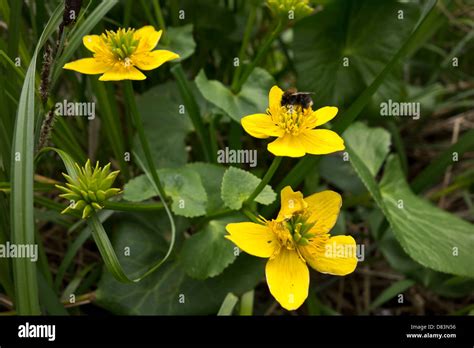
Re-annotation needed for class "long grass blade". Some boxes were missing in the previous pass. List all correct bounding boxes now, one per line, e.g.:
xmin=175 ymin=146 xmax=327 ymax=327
xmin=11 ymin=3 xmax=64 ymax=315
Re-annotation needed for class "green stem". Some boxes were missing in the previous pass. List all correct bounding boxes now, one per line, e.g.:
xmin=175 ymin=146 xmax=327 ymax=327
xmin=122 ymin=81 xmax=177 ymax=281
xmin=152 ymin=0 xmax=169 ymax=44
xmin=209 ymin=114 xmax=222 ymax=163
xmin=123 ymin=81 xmax=167 ymax=200
xmin=244 ymin=156 xmax=282 ymax=206
xmin=241 ymin=206 xmax=260 ymax=223
xmin=239 ymin=290 xmax=254 ymax=316
xmin=171 ymin=64 xmax=212 ymax=162
xmin=103 ymin=200 xmax=164 ymax=212
xmin=233 ymin=20 xmax=282 ymax=93
xmin=230 ymin=5 xmax=257 ymax=92
xmin=195 ymin=208 xmax=235 ymax=230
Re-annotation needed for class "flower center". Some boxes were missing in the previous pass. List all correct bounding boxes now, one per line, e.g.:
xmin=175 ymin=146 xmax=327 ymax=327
xmin=268 ymin=211 xmax=316 ymax=249
xmin=284 ymin=212 xmax=316 ymax=246
xmin=267 ymin=220 xmax=295 ymax=250
xmin=103 ymin=28 xmax=139 ymax=61
xmin=276 ymin=105 xmax=312 ymax=135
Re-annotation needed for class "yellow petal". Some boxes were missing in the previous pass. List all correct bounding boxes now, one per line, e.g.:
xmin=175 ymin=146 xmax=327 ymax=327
xmin=225 ymin=222 xmax=278 ymax=258
xmin=268 ymin=85 xmax=284 ymax=114
xmin=267 ymin=134 xmax=305 ymax=157
xmin=134 ymin=26 xmax=162 ymax=53
xmin=241 ymin=113 xmax=283 ymax=139
xmin=299 ymin=235 xmax=358 ymax=275
xmin=299 ymin=129 xmax=345 ymax=155
xmin=99 ymin=64 xmax=146 ymax=81
xmin=132 ymin=50 xmax=179 ymax=71
xmin=277 ymin=186 xmax=308 ymax=221
xmin=310 ymin=106 xmax=338 ymax=127
xmin=63 ymin=58 xmax=109 ymax=75
xmin=82 ymin=35 xmax=102 ymax=53
xmin=304 ymin=190 xmax=341 ymax=233
xmin=266 ymin=248 xmax=309 ymax=310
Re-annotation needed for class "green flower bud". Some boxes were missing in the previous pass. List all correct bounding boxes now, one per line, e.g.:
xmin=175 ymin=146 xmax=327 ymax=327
xmin=55 ymin=159 xmax=121 ymax=219
xmin=266 ymin=0 xmax=313 ymax=21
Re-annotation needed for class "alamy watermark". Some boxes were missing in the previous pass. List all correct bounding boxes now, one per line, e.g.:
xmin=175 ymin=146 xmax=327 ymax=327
xmin=217 ymin=147 xmax=257 ymax=168
xmin=55 ymin=99 xmax=95 ymax=120
xmin=0 ymin=242 xmax=38 ymax=262
xmin=380 ymin=99 xmax=420 ymax=120
xmin=325 ymin=241 xmax=365 ymax=261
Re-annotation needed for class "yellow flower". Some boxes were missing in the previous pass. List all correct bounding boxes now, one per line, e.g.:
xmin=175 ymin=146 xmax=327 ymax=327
xmin=225 ymin=186 xmax=357 ymax=310
xmin=63 ymin=26 xmax=179 ymax=81
xmin=241 ymin=86 xmax=345 ymax=157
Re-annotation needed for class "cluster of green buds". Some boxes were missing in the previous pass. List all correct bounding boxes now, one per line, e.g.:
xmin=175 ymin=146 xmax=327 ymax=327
xmin=285 ymin=213 xmax=316 ymax=246
xmin=55 ymin=160 xmax=121 ymax=219
xmin=266 ymin=0 xmax=313 ymax=21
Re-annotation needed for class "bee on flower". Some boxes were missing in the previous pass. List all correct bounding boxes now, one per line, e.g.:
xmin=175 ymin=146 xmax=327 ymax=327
xmin=241 ymin=85 xmax=345 ymax=157
xmin=226 ymin=186 xmax=358 ymax=310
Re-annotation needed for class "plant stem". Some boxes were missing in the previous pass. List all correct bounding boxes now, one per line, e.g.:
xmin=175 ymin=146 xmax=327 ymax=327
xmin=233 ymin=20 xmax=283 ymax=93
xmin=230 ymin=5 xmax=257 ymax=92
xmin=122 ymin=82 xmax=177 ymax=281
xmin=239 ymin=290 xmax=254 ymax=316
xmin=122 ymin=81 xmax=167 ymax=206
xmin=171 ymin=64 xmax=212 ymax=162
xmin=103 ymin=200 xmax=164 ymax=212
xmin=241 ymin=206 xmax=260 ymax=223
xmin=209 ymin=114 xmax=222 ymax=163
xmin=244 ymin=156 xmax=282 ymax=206
xmin=152 ymin=0 xmax=169 ymax=44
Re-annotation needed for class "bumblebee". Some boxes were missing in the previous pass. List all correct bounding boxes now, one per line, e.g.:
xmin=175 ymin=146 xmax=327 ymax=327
xmin=281 ymin=88 xmax=314 ymax=110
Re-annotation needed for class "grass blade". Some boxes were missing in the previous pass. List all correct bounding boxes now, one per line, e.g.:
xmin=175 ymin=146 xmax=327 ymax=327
xmin=411 ymin=129 xmax=474 ymax=193
xmin=368 ymin=279 xmax=415 ymax=313
xmin=11 ymin=3 xmax=63 ymax=315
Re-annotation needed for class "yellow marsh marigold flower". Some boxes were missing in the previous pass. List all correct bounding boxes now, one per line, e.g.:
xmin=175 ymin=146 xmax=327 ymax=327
xmin=226 ymin=186 xmax=357 ymax=310
xmin=55 ymin=160 xmax=121 ymax=219
xmin=241 ymin=86 xmax=345 ymax=157
xmin=63 ymin=26 xmax=179 ymax=81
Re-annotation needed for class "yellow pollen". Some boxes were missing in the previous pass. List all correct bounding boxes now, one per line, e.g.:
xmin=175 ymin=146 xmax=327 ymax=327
xmin=275 ymin=105 xmax=312 ymax=135
xmin=267 ymin=220 xmax=295 ymax=250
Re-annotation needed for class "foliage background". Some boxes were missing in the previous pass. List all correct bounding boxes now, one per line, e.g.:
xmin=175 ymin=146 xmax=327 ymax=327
xmin=0 ymin=0 xmax=473 ymax=315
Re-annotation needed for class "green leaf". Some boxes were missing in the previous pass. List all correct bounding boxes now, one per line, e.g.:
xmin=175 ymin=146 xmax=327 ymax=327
xmin=343 ymin=122 xmax=391 ymax=177
xmin=160 ymin=168 xmax=207 ymax=218
xmin=123 ymin=167 xmax=208 ymax=218
xmin=157 ymin=24 xmax=196 ymax=61
xmin=180 ymin=216 xmax=239 ymax=279
xmin=10 ymin=3 xmax=64 ymax=315
xmin=217 ymin=293 xmax=239 ymax=316
xmin=319 ymin=156 xmax=365 ymax=195
xmin=185 ymin=162 xmax=226 ymax=214
xmin=95 ymin=215 xmax=264 ymax=315
xmin=293 ymin=0 xmax=420 ymax=106
xmin=195 ymin=67 xmax=275 ymax=122
xmin=380 ymin=156 xmax=474 ymax=278
xmin=221 ymin=166 xmax=276 ymax=210
xmin=347 ymin=121 xmax=474 ymax=278
xmin=135 ymin=81 xmax=193 ymax=168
